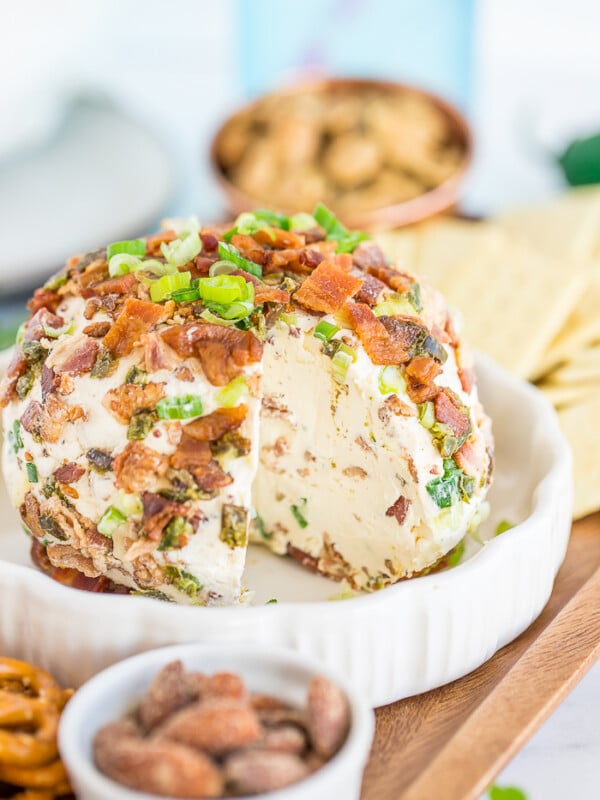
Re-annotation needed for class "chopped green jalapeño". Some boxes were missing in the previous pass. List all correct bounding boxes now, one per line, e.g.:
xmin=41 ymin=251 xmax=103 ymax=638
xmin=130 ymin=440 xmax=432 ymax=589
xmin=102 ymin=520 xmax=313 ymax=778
xmin=426 ymin=459 xmax=474 ymax=509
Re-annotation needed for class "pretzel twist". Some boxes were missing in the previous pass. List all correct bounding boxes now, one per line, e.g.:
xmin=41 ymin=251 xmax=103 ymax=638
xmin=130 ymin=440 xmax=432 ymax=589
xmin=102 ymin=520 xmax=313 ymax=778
xmin=0 ymin=658 xmax=72 ymax=798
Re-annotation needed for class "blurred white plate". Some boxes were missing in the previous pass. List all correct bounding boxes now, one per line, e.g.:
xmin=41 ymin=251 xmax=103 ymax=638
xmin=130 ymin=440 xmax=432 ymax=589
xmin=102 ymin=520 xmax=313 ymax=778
xmin=0 ymin=353 xmax=572 ymax=706
xmin=0 ymin=96 xmax=174 ymax=293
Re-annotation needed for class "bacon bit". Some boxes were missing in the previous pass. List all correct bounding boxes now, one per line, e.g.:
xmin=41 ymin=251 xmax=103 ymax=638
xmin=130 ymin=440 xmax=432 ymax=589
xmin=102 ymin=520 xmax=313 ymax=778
xmin=60 ymin=484 xmax=79 ymax=499
xmin=294 ymin=261 xmax=362 ymax=313
xmin=352 ymin=241 xmax=388 ymax=271
xmin=83 ymin=321 xmax=111 ymax=338
xmin=458 ymin=365 xmax=475 ymax=394
xmin=41 ymin=365 xmax=58 ymax=400
xmin=254 ymin=285 xmax=290 ymax=305
xmin=0 ymin=349 xmax=27 ymax=408
xmin=434 ymin=389 xmax=470 ymax=438
xmin=88 ymin=273 xmax=138 ymax=297
xmin=142 ymin=492 xmax=179 ymax=541
xmin=27 ymin=288 xmax=61 ymax=315
xmin=332 ymin=253 xmax=353 ymax=272
xmin=230 ymin=234 xmax=267 ymax=266
xmin=252 ymin=228 xmax=305 ymax=250
xmin=344 ymin=302 xmax=409 ymax=365
xmin=405 ymin=357 xmax=441 ymax=403
xmin=73 ymin=258 xmax=109 ymax=290
xmin=30 ymin=540 xmax=127 ymax=594
xmin=24 ymin=308 xmax=65 ymax=341
xmin=383 ymin=394 xmax=416 ymax=418
xmin=229 ymin=268 xmax=261 ymax=287
xmin=354 ymin=274 xmax=387 ymax=306
xmin=455 ymin=437 xmax=487 ymax=476
xmin=113 ymin=442 xmax=168 ymax=493
xmin=41 ymin=394 xmax=85 ymax=443
xmin=20 ymin=401 xmax=43 ymax=438
xmin=51 ymin=337 xmax=99 ymax=375
xmin=445 ymin=313 xmax=459 ymax=347
xmin=46 ymin=544 xmax=101 ymax=578
xmin=170 ymin=434 xmax=233 ymax=491
xmin=287 ymin=544 xmax=319 ymax=573
xmin=385 ymin=496 xmax=411 ymax=525
xmin=431 ymin=323 xmax=451 ymax=346
xmin=102 ymin=382 xmax=165 ymax=424
xmin=190 ymin=256 xmax=216 ymax=278
xmin=379 ymin=316 xmax=446 ymax=364
xmin=200 ymin=232 xmax=219 ymax=253
xmin=145 ymin=229 xmax=177 ymax=256
xmin=20 ymin=493 xmax=46 ymax=539
xmin=54 ymin=462 xmax=86 ymax=483
xmin=143 ymin=332 xmax=182 ymax=372
xmin=104 ymin=298 xmax=167 ymax=358
xmin=184 ymin=405 xmax=247 ymax=442
xmin=160 ymin=323 xmax=262 ymax=386
xmin=366 ymin=263 xmax=413 ymax=294
xmin=174 ymin=366 xmax=194 ymax=382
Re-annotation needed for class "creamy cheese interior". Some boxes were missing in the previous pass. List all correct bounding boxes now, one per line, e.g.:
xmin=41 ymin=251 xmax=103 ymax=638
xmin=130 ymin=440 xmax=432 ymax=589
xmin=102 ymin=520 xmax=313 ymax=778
xmin=252 ymin=312 xmax=487 ymax=590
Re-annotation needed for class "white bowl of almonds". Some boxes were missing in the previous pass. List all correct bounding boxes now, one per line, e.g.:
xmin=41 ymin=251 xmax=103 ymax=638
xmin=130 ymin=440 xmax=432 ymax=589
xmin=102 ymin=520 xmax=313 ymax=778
xmin=58 ymin=643 xmax=374 ymax=800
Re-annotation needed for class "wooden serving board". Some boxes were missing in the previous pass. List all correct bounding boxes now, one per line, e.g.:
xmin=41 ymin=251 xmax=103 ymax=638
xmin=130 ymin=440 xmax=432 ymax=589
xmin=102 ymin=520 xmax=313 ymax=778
xmin=361 ymin=513 xmax=600 ymax=800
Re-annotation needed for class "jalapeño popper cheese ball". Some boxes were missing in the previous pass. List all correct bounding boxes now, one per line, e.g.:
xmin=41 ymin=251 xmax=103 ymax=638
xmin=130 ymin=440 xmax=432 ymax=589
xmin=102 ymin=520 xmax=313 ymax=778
xmin=0 ymin=207 xmax=493 ymax=604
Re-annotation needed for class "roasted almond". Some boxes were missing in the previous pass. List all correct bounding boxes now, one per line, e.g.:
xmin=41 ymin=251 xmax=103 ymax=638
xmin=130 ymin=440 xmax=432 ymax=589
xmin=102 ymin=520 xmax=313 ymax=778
xmin=225 ymin=750 xmax=309 ymax=794
xmin=159 ymin=698 xmax=261 ymax=755
xmin=307 ymin=675 xmax=350 ymax=757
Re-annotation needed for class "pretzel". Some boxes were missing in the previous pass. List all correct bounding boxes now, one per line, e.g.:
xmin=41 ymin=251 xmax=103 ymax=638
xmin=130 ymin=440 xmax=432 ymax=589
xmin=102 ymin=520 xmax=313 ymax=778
xmin=0 ymin=658 xmax=72 ymax=799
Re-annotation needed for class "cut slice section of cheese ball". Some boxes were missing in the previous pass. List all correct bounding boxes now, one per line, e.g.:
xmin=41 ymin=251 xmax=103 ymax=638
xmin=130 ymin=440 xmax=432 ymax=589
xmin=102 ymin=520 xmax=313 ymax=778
xmin=0 ymin=207 xmax=493 ymax=603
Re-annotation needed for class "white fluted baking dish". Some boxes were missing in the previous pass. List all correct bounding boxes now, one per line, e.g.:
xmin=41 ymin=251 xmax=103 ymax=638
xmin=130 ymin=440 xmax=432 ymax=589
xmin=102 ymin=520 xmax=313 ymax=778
xmin=0 ymin=350 xmax=572 ymax=706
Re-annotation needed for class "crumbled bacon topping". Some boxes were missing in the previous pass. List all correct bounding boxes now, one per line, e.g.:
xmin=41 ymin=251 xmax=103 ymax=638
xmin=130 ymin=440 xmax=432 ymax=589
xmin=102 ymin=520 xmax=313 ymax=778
xmin=170 ymin=435 xmax=233 ymax=491
xmin=50 ymin=336 xmax=99 ymax=376
xmin=0 ymin=349 xmax=26 ymax=408
xmin=365 ymin=262 xmax=414 ymax=294
xmin=21 ymin=394 xmax=84 ymax=444
xmin=405 ymin=357 xmax=442 ymax=403
xmin=54 ymin=462 xmax=86 ymax=484
xmin=294 ymin=261 xmax=362 ymax=314
xmin=88 ymin=273 xmax=138 ymax=297
xmin=27 ymin=288 xmax=61 ymax=315
xmin=352 ymin=241 xmax=388 ymax=271
xmin=145 ymin=229 xmax=177 ymax=256
xmin=24 ymin=308 xmax=65 ymax=341
xmin=253 ymin=285 xmax=290 ymax=305
xmin=104 ymin=298 xmax=167 ymax=358
xmin=113 ymin=442 xmax=168 ymax=493
xmin=160 ymin=323 xmax=262 ymax=386
xmin=354 ymin=274 xmax=387 ymax=306
xmin=252 ymin=227 xmax=305 ymax=250
xmin=144 ymin=333 xmax=182 ymax=373
xmin=433 ymin=389 xmax=471 ymax=439
xmin=142 ymin=492 xmax=181 ymax=541
xmin=458 ymin=365 xmax=475 ymax=394
xmin=344 ymin=302 xmax=409 ymax=365
xmin=455 ymin=437 xmax=487 ymax=476
xmin=103 ymin=382 xmax=166 ymax=424
xmin=385 ymin=496 xmax=411 ymax=526
xmin=184 ymin=405 xmax=247 ymax=442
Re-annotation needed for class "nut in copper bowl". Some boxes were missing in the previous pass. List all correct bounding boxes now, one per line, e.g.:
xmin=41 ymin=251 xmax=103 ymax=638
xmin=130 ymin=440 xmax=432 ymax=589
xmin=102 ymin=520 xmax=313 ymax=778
xmin=211 ymin=78 xmax=472 ymax=230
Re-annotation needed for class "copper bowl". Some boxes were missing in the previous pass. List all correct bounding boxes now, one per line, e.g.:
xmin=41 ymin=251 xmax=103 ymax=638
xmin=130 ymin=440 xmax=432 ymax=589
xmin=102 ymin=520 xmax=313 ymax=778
xmin=210 ymin=77 xmax=472 ymax=231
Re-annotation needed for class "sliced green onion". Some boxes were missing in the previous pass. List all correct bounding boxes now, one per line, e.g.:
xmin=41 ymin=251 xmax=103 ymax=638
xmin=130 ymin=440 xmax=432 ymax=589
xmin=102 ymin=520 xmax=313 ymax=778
xmin=199 ymin=309 xmax=238 ymax=326
xmin=171 ymin=287 xmax=200 ymax=303
xmin=331 ymin=343 xmax=356 ymax=384
xmin=373 ymin=293 xmax=415 ymax=317
xmin=42 ymin=321 xmax=74 ymax=339
xmin=97 ymin=505 xmax=127 ymax=537
xmin=108 ymin=253 xmax=142 ymax=277
xmin=313 ymin=320 xmax=339 ymax=342
xmin=158 ymin=516 xmax=193 ymax=551
xmin=291 ymin=498 xmax=308 ymax=528
xmin=149 ymin=271 xmax=191 ymax=303
xmin=196 ymin=275 xmax=248 ymax=304
xmin=289 ymin=212 xmax=317 ymax=231
xmin=12 ymin=421 xmax=24 ymax=451
xmin=137 ymin=259 xmax=177 ymax=278
xmin=156 ymin=395 xmax=203 ymax=420
xmin=313 ymin=202 xmax=369 ymax=253
xmin=170 ymin=216 xmax=201 ymax=237
xmin=223 ymin=212 xmax=277 ymax=242
xmin=161 ymin=234 xmax=202 ymax=268
xmin=117 ymin=491 xmax=143 ymax=517
xmin=254 ymin=209 xmax=290 ymax=229
xmin=44 ymin=273 xmax=68 ymax=290
xmin=107 ymin=239 xmax=146 ymax=260
xmin=378 ymin=365 xmax=406 ymax=395
xmin=216 ymin=376 xmax=248 ymax=408
xmin=417 ymin=401 xmax=436 ymax=429
xmin=217 ymin=242 xmax=262 ymax=278
xmin=279 ymin=312 xmax=298 ymax=326
xmin=426 ymin=459 xmax=473 ymax=509
xmin=26 ymin=462 xmax=38 ymax=483
xmin=209 ymin=260 xmax=239 ymax=277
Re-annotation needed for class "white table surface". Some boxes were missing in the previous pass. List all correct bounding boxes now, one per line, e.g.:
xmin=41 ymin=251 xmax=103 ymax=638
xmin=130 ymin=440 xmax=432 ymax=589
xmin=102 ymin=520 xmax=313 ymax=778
xmin=478 ymin=660 xmax=600 ymax=799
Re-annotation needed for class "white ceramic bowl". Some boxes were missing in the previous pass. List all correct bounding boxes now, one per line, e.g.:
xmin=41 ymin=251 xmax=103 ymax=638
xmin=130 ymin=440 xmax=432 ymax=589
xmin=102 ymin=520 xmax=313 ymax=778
xmin=0 ymin=351 xmax=573 ymax=706
xmin=58 ymin=643 xmax=375 ymax=800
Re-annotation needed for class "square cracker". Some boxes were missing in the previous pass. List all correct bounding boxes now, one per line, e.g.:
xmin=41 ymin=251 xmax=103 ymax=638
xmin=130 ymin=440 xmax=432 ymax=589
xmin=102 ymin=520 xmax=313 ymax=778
xmin=497 ymin=187 xmax=600 ymax=262
xmin=375 ymin=218 xmax=502 ymax=295
xmin=559 ymin=397 xmax=600 ymax=519
xmin=534 ymin=267 xmax=600 ymax=378
xmin=441 ymin=237 xmax=585 ymax=379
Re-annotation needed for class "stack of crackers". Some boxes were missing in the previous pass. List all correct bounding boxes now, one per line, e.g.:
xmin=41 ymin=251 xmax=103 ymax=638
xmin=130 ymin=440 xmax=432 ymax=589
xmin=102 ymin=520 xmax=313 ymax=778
xmin=375 ymin=186 xmax=600 ymax=520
